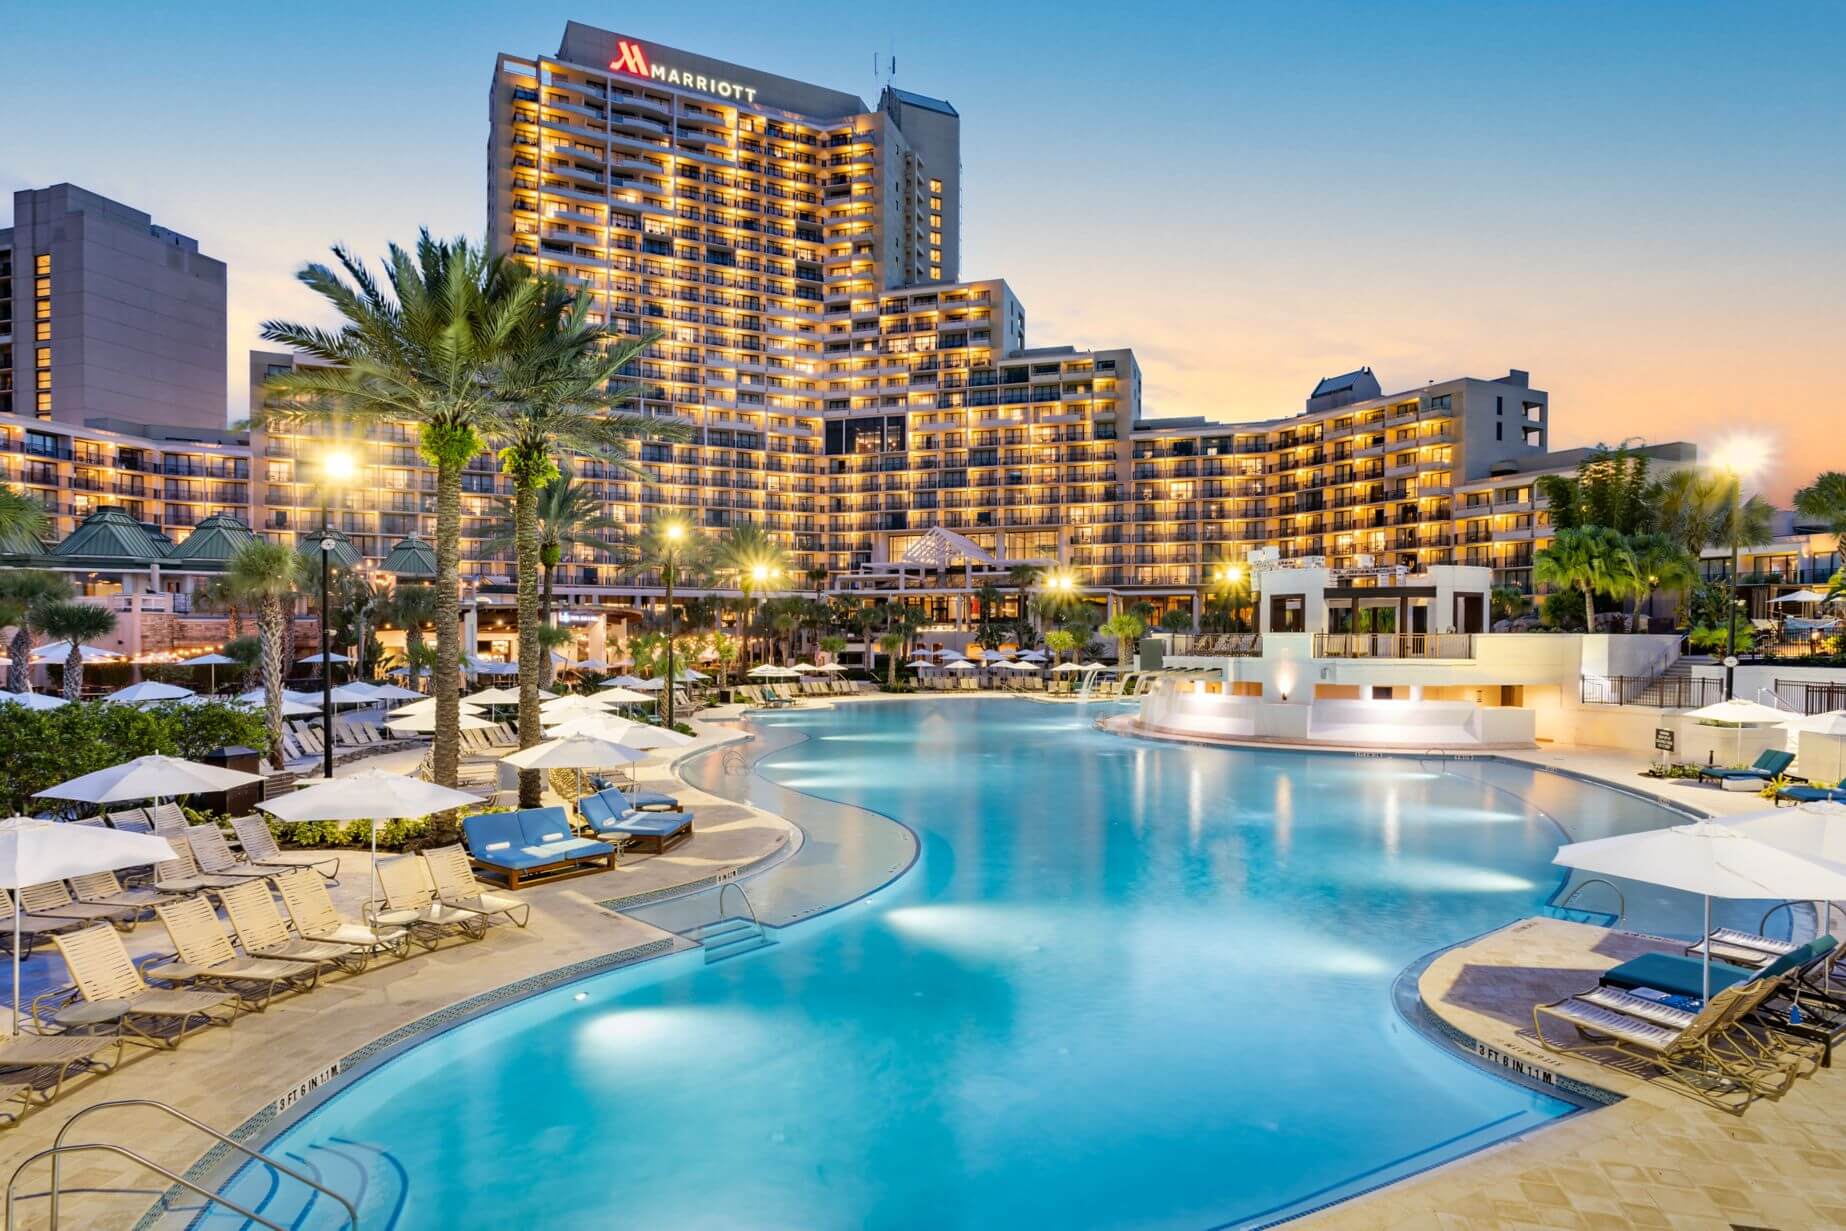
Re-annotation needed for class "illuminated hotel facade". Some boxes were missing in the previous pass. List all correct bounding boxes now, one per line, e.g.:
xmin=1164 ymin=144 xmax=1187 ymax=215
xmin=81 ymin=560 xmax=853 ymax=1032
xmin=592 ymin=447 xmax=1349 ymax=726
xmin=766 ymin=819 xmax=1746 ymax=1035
xmin=4 ymin=24 xmax=1706 ymax=641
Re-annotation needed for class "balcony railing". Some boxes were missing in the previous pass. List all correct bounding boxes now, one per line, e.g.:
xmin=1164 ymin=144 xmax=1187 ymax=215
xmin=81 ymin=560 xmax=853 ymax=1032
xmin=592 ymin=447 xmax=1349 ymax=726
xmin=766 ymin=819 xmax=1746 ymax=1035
xmin=1579 ymin=674 xmax=1725 ymax=708
xmin=1313 ymin=632 xmax=1475 ymax=659
xmin=1167 ymin=633 xmax=1262 ymax=657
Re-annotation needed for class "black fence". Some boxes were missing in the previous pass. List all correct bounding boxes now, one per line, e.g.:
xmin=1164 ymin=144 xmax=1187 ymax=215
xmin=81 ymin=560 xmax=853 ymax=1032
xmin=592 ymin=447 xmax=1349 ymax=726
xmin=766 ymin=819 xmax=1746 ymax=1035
xmin=1579 ymin=675 xmax=1726 ymax=708
xmin=1773 ymin=679 xmax=1846 ymax=715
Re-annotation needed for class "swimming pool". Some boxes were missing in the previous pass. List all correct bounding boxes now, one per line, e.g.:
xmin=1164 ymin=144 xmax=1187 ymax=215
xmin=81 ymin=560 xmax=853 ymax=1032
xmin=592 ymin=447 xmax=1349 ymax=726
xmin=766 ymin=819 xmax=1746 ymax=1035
xmin=216 ymin=698 xmax=1755 ymax=1229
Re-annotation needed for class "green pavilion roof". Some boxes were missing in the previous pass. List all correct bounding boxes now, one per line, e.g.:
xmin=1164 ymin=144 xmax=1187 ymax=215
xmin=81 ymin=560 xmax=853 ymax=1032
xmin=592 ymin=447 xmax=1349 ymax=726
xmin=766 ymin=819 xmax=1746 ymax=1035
xmin=167 ymin=513 xmax=257 ymax=566
xmin=380 ymin=535 xmax=438 ymax=579
xmin=297 ymin=525 xmax=365 ymax=570
xmin=47 ymin=506 xmax=173 ymax=567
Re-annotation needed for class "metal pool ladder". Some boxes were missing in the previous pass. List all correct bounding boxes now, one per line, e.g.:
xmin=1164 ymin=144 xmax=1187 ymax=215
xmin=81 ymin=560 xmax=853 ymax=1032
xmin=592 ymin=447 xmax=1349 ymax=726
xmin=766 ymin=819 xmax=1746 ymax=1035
xmin=1552 ymin=878 xmax=1627 ymax=926
xmin=690 ymin=879 xmax=776 ymax=964
xmin=6 ymin=1098 xmax=360 ymax=1230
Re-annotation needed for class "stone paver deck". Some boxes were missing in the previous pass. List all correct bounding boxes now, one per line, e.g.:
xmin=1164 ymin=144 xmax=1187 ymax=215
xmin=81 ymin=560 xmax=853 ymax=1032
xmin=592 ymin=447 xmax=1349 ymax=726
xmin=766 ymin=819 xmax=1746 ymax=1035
xmin=1 ymin=719 xmax=795 ymax=1229
xmin=1306 ymin=917 xmax=1846 ymax=1230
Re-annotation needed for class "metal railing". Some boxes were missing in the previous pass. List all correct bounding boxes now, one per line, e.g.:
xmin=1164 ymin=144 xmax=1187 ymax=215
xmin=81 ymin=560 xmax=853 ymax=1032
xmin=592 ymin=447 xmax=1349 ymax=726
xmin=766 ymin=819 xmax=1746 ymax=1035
xmin=1166 ymin=633 xmax=1261 ymax=657
xmin=5 ymin=1098 xmax=359 ymax=1230
xmin=1579 ymin=675 xmax=1724 ymax=708
xmin=1312 ymin=632 xmax=1475 ymax=659
xmin=1774 ymin=679 xmax=1846 ymax=714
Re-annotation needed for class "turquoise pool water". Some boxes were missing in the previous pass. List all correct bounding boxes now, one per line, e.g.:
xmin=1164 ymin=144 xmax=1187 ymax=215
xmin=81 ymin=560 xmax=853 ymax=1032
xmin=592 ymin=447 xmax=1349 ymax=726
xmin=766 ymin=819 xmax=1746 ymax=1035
xmin=216 ymin=699 xmax=1750 ymax=1229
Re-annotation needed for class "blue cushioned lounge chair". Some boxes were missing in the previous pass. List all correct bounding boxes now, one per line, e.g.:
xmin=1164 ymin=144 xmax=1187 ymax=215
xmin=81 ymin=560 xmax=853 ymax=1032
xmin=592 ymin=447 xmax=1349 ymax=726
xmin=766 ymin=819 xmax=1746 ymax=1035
xmin=1599 ymin=937 xmax=1838 ymax=1065
xmin=1697 ymin=749 xmax=1795 ymax=785
xmin=1775 ymin=784 xmax=1846 ymax=806
xmin=462 ymin=807 xmax=615 ymax=890
xmin=588 ymin=774 xmax=680 ymax=811
xmin=580 ymin=790 xmax=694 ymax=854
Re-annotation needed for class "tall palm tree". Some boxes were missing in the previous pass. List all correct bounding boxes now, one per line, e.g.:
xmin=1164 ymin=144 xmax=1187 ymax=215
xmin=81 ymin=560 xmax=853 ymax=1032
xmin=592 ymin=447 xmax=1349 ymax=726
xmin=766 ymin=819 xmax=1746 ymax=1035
xmin=259 ymin=232 xmax=538 ymax=788
xmin=1534 ymin=526 xmax=1637 ymax=630
xmin=1793 ymin=472 xmax=1846 ymax=541
xmin=0 ymin=484 xmax=49 ymax=553
xmin=31 ymin=601 xmax=116 ymax=702
xmin=716 ymin=521 xmax=787 ymax=669
xmin=482 ymin=284 xmax=675 ymax=803
xmin=226 ymin=540 xmax=304 ymax=766
xmin=1006 ymin=564 xmax=1039 ymax=622
xmin=1626 ymin=533 xmax=1697 ymax=629
xmin=1656 ymin=469 xmax=1729 ymax=559
xmin=383 ymin=584 xmax=441 ymax=691
xmin=337 ymin=571 xmax=380 ymax=680
xmin=0 ymin=570 xmax=73 ymax=692
xmin=1100 ymin=611 xmax=1146 ymax=668
xmin=191 ymin=575 xmax=245 ymax=643
xmin=876 ymin=630 xmax=905 ymax=687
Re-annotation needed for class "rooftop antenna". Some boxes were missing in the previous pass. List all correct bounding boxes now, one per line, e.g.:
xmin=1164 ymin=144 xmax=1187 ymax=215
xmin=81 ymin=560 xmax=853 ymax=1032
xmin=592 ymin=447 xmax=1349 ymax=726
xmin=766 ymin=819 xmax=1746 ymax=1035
xmin=876 ymin=42 xmax=897 ymax=91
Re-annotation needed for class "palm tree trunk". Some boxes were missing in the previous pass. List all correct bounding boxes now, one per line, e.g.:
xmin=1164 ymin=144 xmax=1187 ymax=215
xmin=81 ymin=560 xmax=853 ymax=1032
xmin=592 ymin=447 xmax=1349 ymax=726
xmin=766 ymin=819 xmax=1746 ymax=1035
xmin=282 ymin=601 xmax=298 ymax=680
xmin=261 ymin=598 xmax=285 ymax=766
xmin=7 ymin=627 xmax=28 ymax=693
xmin=539 ymin=561 xmax=556 ymax=689
xmin=62 ymin=647 xmax=82 ymax=702
xmin=514 ymin=479 xmax=543 ymax=808
xmin=230 ymin=605 xmax=243 ymax=642
xmin=1583 ymin=585 xmax=1596 ymax=632
xmin=432 ymin=459 xmax=463 ymax=790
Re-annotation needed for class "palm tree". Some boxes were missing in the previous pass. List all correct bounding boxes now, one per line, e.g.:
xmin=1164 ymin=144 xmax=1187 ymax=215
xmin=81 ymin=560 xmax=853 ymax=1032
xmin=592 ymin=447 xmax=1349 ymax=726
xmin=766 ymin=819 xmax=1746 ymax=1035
xmin=1006 ymin=564 xmax=1039 ymax=623
xmin=1489 ymin=585 xmax=1529 ymax=625
xmin=1794 ymin=472 xmax=1846 ymax=540
xmin=31 ymin=601 xmax=116 ymax=702
xmin=1656 ymin=469 xmax=1729 ymax=559
xmin=819 ymin=633 xmax=847 ymax=666
xmin=191 ymin=575 xmax=245 ymax=643
xmin=530 ymin=472 xmax=629 ymax=683
xmin=630 ymin=518 xmax=709 ymax=727
xmin=1100 ymin=611 xmax=1145 ymax=668
xmin=876 ymin=631 xmax=906 ymax=687
xmin=226 ymin=540 xmax=304 ymax=766
xmin=1045 ymin=628 xmax=1077 ymax=665
xmin=336 ymin=571 xmax=380 ymax=680
xmin=0 ymin=570 xmax=73 ymax=692
xmin=716 ymin=522 xmax=787 ymax=669
xmin=260 ymin=232 xmax=538 ymax=788
xmin=1534 ymin=526 xmax=1637 ymax=630
xmin=382 ymin=584 xmax=440 ymax=691
xmin=0 ymin=485 xmax=49 ymax=553
xmin=1626 ymin=533 xmax=1697 ymax=630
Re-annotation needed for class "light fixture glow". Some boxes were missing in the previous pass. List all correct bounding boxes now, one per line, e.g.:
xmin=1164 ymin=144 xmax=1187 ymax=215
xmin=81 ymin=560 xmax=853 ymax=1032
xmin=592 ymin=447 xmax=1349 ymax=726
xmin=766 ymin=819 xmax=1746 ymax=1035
xmin=321 ymin=450 xmax=356 ymax=483
xmin=1710 ymin=435 xmax=1769 ymax=481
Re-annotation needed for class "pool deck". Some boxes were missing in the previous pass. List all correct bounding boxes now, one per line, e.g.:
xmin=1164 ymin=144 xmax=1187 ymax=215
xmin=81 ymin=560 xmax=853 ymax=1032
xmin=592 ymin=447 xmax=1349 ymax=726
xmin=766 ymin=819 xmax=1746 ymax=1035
xmin=1308 ymin=916 xmax=1846 ymax=1231
xmin=1 ymin=719 xmax=797 ymax=1230
xmin=9 ymin=694 xmax=1833 ymax=1228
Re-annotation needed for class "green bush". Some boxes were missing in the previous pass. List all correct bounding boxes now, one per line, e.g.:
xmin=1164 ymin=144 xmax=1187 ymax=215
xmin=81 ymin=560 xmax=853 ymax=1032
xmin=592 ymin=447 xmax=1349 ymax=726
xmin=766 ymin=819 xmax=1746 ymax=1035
xmin=0 ymin=701 xmax=268 ymax=813
xmin=267 ymin=816 xmax=434 ymax=851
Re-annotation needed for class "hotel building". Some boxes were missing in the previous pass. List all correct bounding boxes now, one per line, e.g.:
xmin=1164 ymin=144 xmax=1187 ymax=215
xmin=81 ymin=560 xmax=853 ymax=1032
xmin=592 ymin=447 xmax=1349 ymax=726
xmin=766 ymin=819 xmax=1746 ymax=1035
xmin=0 ymin=184 xmax=227 ymax=432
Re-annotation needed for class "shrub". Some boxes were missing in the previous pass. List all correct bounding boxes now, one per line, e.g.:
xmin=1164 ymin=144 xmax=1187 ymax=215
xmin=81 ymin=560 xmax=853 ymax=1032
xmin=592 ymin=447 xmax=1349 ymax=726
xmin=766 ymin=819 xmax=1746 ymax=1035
xmin=0 ymin=700 xmax=268 ymax=813
xmin=267 ymin=816 xmax=434 ymax=851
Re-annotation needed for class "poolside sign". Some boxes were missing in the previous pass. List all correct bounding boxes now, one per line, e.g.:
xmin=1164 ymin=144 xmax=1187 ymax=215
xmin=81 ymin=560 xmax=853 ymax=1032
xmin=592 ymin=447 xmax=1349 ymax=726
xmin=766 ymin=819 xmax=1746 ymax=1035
xmin=1655 ymin=728 xmax=1675 ymax=752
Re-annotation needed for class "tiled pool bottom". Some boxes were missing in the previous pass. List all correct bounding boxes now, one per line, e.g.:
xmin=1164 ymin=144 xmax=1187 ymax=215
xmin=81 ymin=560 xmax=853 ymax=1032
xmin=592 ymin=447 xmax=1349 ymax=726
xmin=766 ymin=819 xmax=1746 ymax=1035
xmin=216 ymin=698 xmax=1768 ymax=1229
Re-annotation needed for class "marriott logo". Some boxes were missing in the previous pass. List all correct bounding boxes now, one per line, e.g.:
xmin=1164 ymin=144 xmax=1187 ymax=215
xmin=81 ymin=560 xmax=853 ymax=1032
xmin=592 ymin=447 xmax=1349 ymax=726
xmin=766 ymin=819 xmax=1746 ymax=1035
xmin=609 ymin=39 xmax=760 ymax=104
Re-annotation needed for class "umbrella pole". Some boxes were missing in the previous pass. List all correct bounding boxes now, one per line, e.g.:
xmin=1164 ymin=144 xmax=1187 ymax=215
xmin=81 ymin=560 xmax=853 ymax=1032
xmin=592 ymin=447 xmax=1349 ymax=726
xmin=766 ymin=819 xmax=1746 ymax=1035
xmin=1703 ymin=894 xmax=1712 ymax=1003
xmin=370 ymin=824 xmax=379 ymax=920
xmin=12 ymin=910 xmax=19 ymax=1035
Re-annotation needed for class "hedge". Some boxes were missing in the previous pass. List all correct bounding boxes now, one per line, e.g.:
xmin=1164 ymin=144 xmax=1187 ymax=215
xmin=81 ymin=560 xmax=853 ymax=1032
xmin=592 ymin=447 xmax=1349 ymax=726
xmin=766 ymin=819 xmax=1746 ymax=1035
xmin=0 ymin=701 xmax=269 ymax=814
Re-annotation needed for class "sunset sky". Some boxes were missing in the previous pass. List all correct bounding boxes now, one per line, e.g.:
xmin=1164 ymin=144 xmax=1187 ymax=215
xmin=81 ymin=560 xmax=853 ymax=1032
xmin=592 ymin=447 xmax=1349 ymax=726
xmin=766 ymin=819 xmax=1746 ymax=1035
xmin=6 ymin=1 xmax=1841 ymax=501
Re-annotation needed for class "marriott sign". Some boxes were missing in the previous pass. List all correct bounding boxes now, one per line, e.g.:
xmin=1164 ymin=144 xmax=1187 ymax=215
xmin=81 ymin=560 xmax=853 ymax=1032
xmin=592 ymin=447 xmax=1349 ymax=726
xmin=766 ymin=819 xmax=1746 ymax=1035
xmin=609 ymin=40 xmax=759 ymax=104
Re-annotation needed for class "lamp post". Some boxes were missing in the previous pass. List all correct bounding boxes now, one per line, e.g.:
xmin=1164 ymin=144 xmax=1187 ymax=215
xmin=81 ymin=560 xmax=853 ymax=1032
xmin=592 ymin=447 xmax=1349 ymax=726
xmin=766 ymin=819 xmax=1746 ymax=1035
xmin=317 ymin=450 xmax=355 ymax=780
xmin=661 ymin=520 xmax=685 ymax=728
xmin=1711 ymin=438 xmax=1766 ymax=701
xmin=749 ymin=563 xmax=777 ymax=667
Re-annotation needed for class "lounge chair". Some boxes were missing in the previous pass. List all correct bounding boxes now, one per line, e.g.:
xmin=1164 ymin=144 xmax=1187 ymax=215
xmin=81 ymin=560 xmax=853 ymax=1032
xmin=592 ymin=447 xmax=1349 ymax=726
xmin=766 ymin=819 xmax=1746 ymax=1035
xmin=1533 ymin=977 xmax=1790 ymax=1109
xmin=15 ymin=881 xmax=139 ymax=930
xmin=369 ymin=855 xmax=489 ymax=945
xmin=68 ymin=869 xmax=175 ymax=915
xmin=0 ymin=889 xmax=80 ymax=954
xmin=419 ymin=845 xmax=532 ymax=928
xmin=1775 ymin=784 xmax=1846 ymax=806
xmin=34 ymin=924 xmax=240 ymax=1046
xmin=184 ymin=824 xmax=279 ymax=884
xmin=152 ymin=838 xmax=252 ymax=897
xmin=217 ymin=880 xmax=370 ymax=975
xmin=1600 ymin=936 xmax=1839 ymax=1064
xmin=579 ymin=790 xmax=695 ymax=854
xmin=229 ymin=815 xmax=340 ymax=882
xmin=273 ymin=868 xmax=410 ymax=962
xmin=0 ymin=1033 xmax=123 ymax=1125
xmin=148 ymin=896 xmax=320 ymax=1010
xmin=1698 ymin=749 xmax=1796 ymax=786
xmin=461 ymin=807 xmax=615 ymax=889
xmin=588 ymin=774 xmax=681 ymax=812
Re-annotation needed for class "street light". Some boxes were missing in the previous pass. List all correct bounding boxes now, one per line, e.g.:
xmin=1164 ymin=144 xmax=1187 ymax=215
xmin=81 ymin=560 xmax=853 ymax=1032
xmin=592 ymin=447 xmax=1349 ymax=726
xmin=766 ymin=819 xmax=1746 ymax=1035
xmin=748 ymin=562 xmax=778 ymax=669
xmin=1711 ymin=436 xmax=1766 ymax=700
xmin=661 ymin=520 xmax=686 ymax=728
xmin=317 ymin=449 xmax=355 ymax=780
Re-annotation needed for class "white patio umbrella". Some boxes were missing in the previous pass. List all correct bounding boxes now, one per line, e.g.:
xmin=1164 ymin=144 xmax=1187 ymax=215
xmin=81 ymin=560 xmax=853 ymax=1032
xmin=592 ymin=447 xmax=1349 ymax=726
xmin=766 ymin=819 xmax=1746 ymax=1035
xmin=540 ymin=693 xmax=616 ymax=715
xmin=466 ymin=686 xmax=557 ymax=705
xmin=362 ymin=682 xmax=426 ymax=703
xmin=0 ymin=692 xmax=67 ymax=711
xmin=327 ymin=683 xmax=384 ymax=705
xmin=999 ymin=659 xmax=1040 ymax=671
xmin=1050 ymin=661 xmax=1088 ymax=672
xmin=385 ymin=711 xmax=497 ymax=734
xmin=258 ymin=770 xmax=482 ymax=909
xmin=934 ymin=648 xmax=965 ymax=659
xmin=1555 ymin=818 xmax=1846 ymax=998
xmin=1684 ymin=698 xmax=1795 ymax=764
xmin=546 ymin=713 xmax=695 ymax=750
xmin=502 ymin=734 xmax=647 ymax=809
xmin=945 ymin=659 xmax=977 ymax=671
xmin=1770 ymin=590 xmax=1828 ymax=605
xmin=237 ymin=687 xmax=320 ymax=706
xmin=575 ymin=658 xmax=610 ymax=672
xmin=605 ymin=675 xmax=649 ymax=688
xmin=815 ymin=663 xmax=848 ymax=673
xmin=597 ymin=687 xmax=653 ymax=705
xmin=629 ymin=678 xmax=666 ymax=692
xmin=388 ymin=698 xmax=485 ymax=719
xmin=0 ymin=817 xmax=174 ymax=1030
xmin=30 ymin=642 xmax=119 ymax=663
xmin=297 ymin=652 xmax=351 ymax=665
xmin=791 ymin=663 xmax=819 ymax=673
xmin=199 ymin=694 xmax=318 ymax=718
xmin=680 ymin=668 xmax=710 ymax=683
xmin=178 ymin=651 xmax=239 ymax=694
xmin=749 ymin=665 xmax=799 ymax=679
xmin=1018 ymin=650 xmax=1048 ymax=661
xmin=905 ymin=659 xmax=935 ymax=670
xmin=36 ymin=754 xmax=265 ymax=809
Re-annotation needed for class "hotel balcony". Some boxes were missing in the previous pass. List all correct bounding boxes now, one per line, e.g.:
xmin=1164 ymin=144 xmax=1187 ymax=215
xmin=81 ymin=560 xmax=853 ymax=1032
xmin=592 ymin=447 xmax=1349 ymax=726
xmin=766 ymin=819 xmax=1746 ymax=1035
xmin=1312 ymin=633 xmax=1476 ymax=660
